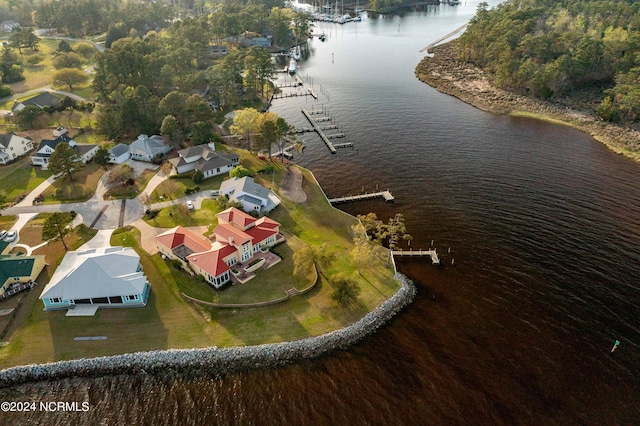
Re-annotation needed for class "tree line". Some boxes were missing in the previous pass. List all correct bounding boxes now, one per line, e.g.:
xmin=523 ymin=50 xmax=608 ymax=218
xmin=457 ymin=0 xmax=640 ymax=123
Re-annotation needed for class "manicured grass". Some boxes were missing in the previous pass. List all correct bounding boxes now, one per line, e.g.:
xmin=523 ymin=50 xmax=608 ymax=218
xmin=0 ymin=150 xmax=401 ymax=367
xmin=41 ymin=162 xmax=105 ymax=203
xmin=216 ymin=236 xmax=315 ymax=303
xmin=145 ymin=198 xmax=222 ymax=228
xmin=106 ymin=169 xmax=157 ymax=199
xmin=0 ymin=215 xmax=16 ymax=230
xmin=2 ymin=40 xmax=64 ymax=99
xmin=0 ymin=162 xmax=52 ymax=202
xmin=0 ymin=224 xmax=100 ymax=367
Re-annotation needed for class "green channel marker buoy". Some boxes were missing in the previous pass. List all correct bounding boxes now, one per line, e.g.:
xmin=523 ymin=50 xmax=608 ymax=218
xmin=611 ymin=340 xmax=621 ymax=353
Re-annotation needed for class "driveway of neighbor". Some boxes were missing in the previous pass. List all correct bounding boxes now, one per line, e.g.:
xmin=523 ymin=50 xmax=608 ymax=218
xmin=15 ymin=176 xmax=56 ymax=207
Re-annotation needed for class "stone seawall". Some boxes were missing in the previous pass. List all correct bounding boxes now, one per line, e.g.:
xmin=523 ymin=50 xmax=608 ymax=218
xmin=0 ymin=274 xmax=416 ymax=388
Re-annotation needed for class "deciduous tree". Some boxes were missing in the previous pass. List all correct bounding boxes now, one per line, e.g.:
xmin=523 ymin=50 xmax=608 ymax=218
xmin=42 ymin=212 xmax=74 ymax=251
xmin=52 ymin=68 xmax=89 ymax=90
xmin=330 ymin=273 xmax=361 ymax=306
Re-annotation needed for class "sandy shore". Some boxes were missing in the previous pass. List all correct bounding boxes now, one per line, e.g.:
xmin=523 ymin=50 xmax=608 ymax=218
xmin=415 ymin=42 xmax=640 ymax=164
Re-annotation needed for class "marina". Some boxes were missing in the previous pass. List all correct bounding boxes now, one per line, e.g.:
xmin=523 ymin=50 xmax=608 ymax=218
xmin=301 ymin=107 xmax=353 ymax=153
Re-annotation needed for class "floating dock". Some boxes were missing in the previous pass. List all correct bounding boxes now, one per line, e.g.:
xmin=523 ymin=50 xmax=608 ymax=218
xmin=391 ymin=249 xmax=440 ymax=264
xmin=328 ymin=190 xmax=394 ymax=204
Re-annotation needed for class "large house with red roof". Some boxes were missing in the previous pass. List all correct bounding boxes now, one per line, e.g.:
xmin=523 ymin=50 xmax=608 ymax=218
xmin=155 ymin=207 xmax=282 ymax=288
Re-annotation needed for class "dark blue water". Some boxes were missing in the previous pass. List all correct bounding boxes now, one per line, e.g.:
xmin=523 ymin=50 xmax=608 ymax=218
xmin=4 ymin=3 xmax=640 ymax=424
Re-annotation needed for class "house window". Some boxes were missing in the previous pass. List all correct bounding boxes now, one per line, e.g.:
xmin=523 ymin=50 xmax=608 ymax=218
xmin=49 ymin=297 xmax=62 ymax=304
xmin=217 ymin=168 xmax=220 ymax=172
xmin=125 ymin=294 xmax=138 ymax=301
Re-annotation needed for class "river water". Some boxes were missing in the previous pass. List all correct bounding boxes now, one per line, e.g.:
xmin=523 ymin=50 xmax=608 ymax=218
xmin=4 ymin=3 xmax=640 ymax=424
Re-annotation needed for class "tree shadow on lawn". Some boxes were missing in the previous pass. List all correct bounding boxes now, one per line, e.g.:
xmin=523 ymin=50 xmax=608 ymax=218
xmin=48 ymin=288 xmax=168 ymax=362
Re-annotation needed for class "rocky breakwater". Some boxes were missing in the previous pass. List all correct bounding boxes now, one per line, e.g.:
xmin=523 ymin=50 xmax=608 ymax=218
xmin=415 ymin=42 xmax=640 ymax=163
xmin=0 ymin=274 xmax=417 ymax=388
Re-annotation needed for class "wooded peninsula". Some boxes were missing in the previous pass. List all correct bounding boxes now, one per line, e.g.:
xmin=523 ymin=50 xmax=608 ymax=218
xmin=416 ymin=0 xmax=640 ymax=163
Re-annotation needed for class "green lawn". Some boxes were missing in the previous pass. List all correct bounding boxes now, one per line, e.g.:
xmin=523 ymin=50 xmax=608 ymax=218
xmin=0 ymin=224 xmax=99 ymax=367
xmin=0 ymin=160 xmax=52 ymax=203
xmin=145 ymin=198 xmax=222 ymax=228
xmin=0 ymin=152 xmax=402 ymax=367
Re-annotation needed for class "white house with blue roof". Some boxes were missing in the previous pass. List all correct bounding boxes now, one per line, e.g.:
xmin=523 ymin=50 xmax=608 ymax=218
xmin=39 ymin=246 xmax=150 ymax=312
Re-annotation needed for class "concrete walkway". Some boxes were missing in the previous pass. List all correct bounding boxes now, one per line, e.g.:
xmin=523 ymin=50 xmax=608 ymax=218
xmin=140 ymin=170 xmax=169 ymax=199
xmin=78 ymin=229 xmax=115 ymax=250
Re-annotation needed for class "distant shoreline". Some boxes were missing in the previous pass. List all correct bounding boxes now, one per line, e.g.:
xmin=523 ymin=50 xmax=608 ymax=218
xmin=415 ymin=42 xmax=640 ymax=164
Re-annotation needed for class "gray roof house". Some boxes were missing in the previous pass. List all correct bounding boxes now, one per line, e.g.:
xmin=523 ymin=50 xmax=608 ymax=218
xmin=39 ymin=246 xmax=150 ymax=313
xmin=108 ymin=143 xmax=131 ymax=164
xmin=220 ymin=176 xmax=281 ymax=214
xmin=0 ymin=133 xmax=33 ymax=164
xmin=129 ymin=134 xmax=171 ymax=162
xmin=169 ymin=144 xmax=239 ymax=179
xmin=12 ymin=92 xmax=61 ymax=112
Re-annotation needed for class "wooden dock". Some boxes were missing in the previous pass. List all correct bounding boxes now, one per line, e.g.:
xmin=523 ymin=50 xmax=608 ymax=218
xmin=328 ymin=190 xmax=394 ymax=204
xmin=333 ymin=142 xmax=354 ymax=149
xmin=391 ymin=249 xmax=440 ymax=264
xmin=301 ymin=107 xmax=337 ymax=154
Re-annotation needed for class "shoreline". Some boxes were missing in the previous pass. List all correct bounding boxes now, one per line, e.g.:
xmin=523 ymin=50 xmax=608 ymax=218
xmin=0 ymin=273 xmax=416 ymax=388
xmin=415 ymin=42 xmax=640 ymax=164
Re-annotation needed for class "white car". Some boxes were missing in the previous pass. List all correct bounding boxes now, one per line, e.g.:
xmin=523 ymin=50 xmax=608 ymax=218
xmin=210 ymin=190 xmax=220 ymax=197
xmin=4 ymin=231 xmax=17 ymax=242
xmin=186 ymin=200 xmax=195 ymax=210
xmin=0 ymin=230 xmax=6 ymax=240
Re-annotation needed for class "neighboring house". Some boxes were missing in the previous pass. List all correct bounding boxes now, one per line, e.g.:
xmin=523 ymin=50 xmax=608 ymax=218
xmin=168 ymin=144 xmax=239 ymax=178
xmin=0 ymin=133 xmax=34 ymax=165
xmin=108 ymin=143 xmax=131 ymax=164
xmin=0 ymin=20 xmax=19 ymax=33
xmin=75 ymin=141 xmax=99 ymax=163
xmin=30 ymin=133 xmax=73 ymax=168
xmin=220 ymin=176 xmax=281 ymax=214
xmin=0 ymin=254 xmax=46 ymax=298
xmin=12 ymin=92 xmax=61 ymax=113
xmin=210 ymin=45 xmax=228 ymax=56
xmin=129 ymin=134 xmax=171 ymax=162
xmin=39 ymin=246 xmax=151 ymax=311
xmin=30 ymin=135 xmax=98 ymax=169
xmin=250 ymin=37 xmax=271 ymax=47
xmin=155 ymin=208 xmax=282 ymax=288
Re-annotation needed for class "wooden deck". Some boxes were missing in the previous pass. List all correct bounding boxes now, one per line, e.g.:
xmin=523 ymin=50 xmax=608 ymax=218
xmin=328 ymin=190 xmax=394 ymax=204
xmin=391 ymin=249 xmax=440 ymax=264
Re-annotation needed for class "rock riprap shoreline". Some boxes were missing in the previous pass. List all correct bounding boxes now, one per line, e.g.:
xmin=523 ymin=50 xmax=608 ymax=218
xmin=0 ymin=274 xmax=416 ymax=388
xmin=415 ymin=42 xmax=640 ymax=163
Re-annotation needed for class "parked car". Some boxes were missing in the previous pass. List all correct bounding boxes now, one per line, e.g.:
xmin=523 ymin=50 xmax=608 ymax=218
xmin=186 ymin=200 xmax=194 ymax=210
xmin=210 ymin=190 xmax=220 ymax=197
xmin=4 ymin=231 xmax=17 ymax=242
xmin=0 ymin=230 xmax=6 ymax=240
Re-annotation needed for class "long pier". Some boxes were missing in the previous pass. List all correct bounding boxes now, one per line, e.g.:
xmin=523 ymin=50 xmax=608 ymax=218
xmin=301 ymin=107 xmax=337 ymax=154
xmin=328 ymin=190 xmax=394 ymax=204
xmin=391 ymin=249 xmax=440 ymax=265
